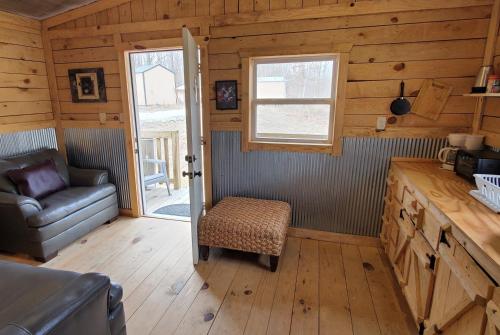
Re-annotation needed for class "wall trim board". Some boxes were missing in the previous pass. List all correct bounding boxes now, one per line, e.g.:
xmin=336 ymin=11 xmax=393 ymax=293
xmin=60 ymin=120 xmax=125 ymax=129
xmin=0 ymin=120 xmax=56 ymax=134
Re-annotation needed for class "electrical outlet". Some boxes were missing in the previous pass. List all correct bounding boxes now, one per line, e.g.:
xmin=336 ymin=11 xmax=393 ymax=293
xmin=99 ymin=112 xmax=106 ymax=124
xmin=376 ymin=116 xmax=387 ymax=131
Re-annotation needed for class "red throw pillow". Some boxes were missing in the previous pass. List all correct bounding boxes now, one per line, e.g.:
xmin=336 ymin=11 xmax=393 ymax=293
xmin=7 ymin=159 xmax=66 ymax=199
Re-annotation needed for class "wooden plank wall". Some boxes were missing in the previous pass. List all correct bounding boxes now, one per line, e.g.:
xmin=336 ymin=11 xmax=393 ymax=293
xmin=481 ymin=23 xmax=500 ymax=146
xmin=208 ymin=5 xmax=487 ymax=136
xmin=0 ymin=11 xmax=52 ymax=132
xmin=50 ymin=0 xmax=361 ymax=28
xmin=44 ymin=0 xmax=493 ymax=138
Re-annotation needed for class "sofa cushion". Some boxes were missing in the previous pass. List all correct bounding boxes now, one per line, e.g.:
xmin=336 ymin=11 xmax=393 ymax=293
xmin=8 ymin=149 xmax=70 ymax=187
xmin=27 ymin=184 xmax=116 ymax=228
xmin=7 ymin=160 xmax=67 ymax=200
xmin=0 ymin=160 xmax=19 ymax=194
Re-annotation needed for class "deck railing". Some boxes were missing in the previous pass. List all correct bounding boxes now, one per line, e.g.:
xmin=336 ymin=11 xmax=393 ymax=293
xmin=139 ymin=130 xmax=181 ymax=190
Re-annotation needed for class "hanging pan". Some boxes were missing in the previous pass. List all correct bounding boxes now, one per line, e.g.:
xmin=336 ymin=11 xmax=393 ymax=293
xmin=390 ymin=81 xmax=411 ymax=116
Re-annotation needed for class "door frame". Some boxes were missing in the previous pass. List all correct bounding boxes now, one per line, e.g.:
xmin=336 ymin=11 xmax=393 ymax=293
xmin=116 ymin=35 xmax=212 ymax=217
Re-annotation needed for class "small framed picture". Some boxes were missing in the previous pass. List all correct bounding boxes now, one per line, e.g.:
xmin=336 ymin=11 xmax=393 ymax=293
xmin=68 ymin=68 xmax=107 ymax=103
xmin=215 ymin=80 xmax=238 ymax=110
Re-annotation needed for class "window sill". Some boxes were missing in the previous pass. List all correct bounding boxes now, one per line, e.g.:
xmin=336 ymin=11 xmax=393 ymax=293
xmin=247 ymin=141 xmax=334 ymax=154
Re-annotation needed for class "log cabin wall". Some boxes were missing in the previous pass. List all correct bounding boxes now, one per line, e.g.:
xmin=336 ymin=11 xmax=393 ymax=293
xmin=0 ymin=11 xmax=58 ymax=155
xmin=38 ymin=0 xmax=497 ymax=222
xmin=480 ymin=15 xmax=500 ymax=148
xmin=44 ymin=1 xmax=492 ymax=136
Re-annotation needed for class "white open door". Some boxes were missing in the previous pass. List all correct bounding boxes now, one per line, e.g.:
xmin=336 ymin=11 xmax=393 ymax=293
xmin=183 ymin=28 xmax=203 ymax=264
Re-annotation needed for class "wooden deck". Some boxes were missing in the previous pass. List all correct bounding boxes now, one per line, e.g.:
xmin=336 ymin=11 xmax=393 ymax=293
xmin=144 ymin=185 xmax=190 ymax=217
xmin=1 ymin=217 xmax=417 ymax=335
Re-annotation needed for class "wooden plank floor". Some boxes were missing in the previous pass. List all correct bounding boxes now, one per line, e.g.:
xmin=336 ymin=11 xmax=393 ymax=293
xmin=0 ymin=217 xmax=417 ymax=335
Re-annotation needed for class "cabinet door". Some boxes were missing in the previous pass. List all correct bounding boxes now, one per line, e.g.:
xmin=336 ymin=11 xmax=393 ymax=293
xmin=390 ymin=210 xmax=415 ymax=287
xmin=403 ymin=231 xmax=437 ymax=327
xmin=425 ymin=233 xmax=495 ymax=335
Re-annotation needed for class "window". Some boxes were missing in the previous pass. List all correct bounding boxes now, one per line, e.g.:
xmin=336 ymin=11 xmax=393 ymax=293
xmin=250 ymin=55 xmax=339 ymax=145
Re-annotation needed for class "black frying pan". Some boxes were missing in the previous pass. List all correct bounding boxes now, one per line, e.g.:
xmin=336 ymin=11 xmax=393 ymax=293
xmin=390 ymin=81 xmax=411 ymax=115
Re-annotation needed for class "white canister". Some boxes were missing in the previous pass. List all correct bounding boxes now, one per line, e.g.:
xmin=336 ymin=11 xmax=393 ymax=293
xmin=447 ymin=133 xmax=467 ymax=147
xmin=464 ymin=135 xmax=485 ymax=150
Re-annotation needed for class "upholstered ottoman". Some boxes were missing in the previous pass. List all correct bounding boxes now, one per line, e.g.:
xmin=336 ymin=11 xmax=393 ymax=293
xmin=198 ymin=197 xmax=291 ymax=271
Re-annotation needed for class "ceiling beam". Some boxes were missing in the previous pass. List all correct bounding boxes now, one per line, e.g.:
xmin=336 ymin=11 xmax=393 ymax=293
xmin=42 ymin=0 xmax=130 ymax=29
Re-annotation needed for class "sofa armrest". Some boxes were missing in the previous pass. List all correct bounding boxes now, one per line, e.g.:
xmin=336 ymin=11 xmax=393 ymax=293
xmin=0 ymin=192 xmax=42 ymax=219
xmin=3 ymin=273 xmax=112 ymax=335
xmin=69 ymin=166 xmax=109 ymax=186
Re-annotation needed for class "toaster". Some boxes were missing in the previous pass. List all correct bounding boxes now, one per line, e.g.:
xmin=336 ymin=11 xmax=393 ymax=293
xmin=454 ymin=149 xmax=500 ymax=182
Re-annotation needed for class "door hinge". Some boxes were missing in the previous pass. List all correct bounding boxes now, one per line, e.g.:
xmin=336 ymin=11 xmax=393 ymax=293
xmin=201 ymin=137 xmax=207 ymax=146
xmin=185 ymin=155 xmax=197 ymax=163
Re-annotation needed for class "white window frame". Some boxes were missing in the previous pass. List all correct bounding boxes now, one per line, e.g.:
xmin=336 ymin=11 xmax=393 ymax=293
xmin=250 ymin=54 xmax=340 ymax=145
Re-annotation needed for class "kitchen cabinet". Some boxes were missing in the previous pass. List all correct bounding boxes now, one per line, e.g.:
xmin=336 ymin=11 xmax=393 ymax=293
xmin=381 ymin=159 xmax=500 ymax=334
xmin=425 ymin=232 xmax=494 ymax=335
xmin=486 ymin=289 xmax=500 ymax=335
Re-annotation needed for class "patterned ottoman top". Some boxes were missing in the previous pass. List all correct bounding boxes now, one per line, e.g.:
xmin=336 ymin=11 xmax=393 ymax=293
xmin=199 ymin=197 xmax=291 ymax=255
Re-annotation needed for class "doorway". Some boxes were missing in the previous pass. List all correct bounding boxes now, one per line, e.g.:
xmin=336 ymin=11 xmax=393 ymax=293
xmin=129 ymin=49 xmax=191 ymax=221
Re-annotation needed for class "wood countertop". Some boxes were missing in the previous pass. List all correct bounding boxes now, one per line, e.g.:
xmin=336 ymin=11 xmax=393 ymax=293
xmin=392 ymin=159 xmax=500 ymax=284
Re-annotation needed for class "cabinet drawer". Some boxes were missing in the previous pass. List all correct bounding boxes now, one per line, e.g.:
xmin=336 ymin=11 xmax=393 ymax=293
xmin=426 ymin=232 xmax=495 ymax=335
xmin=402 ymin=186 xmax=425 ymax=226
xmin=420 ymin=210 xmax=443 ymax=251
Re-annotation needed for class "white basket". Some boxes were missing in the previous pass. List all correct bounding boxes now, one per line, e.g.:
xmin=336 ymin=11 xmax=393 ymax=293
xmin=470 ymin=174 xmax=500 ymax=213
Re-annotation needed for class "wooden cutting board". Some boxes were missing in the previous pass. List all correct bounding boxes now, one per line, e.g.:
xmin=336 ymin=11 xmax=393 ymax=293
xmin=412 ymin=79 xmax=453 ymax=120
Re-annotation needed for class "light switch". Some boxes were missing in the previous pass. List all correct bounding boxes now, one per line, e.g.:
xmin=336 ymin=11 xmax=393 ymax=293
xmin=99 ymin=112 xmax=106 ymax=124
xmin=376 ymin=116 xmax=386 ymax=131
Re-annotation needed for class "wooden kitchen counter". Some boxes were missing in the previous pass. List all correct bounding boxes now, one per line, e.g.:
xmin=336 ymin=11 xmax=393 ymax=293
xmin=392 ymin=159 xmax=500 ymax=283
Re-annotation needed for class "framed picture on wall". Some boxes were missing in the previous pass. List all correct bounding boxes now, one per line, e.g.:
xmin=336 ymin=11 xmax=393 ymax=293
xmin=68 ymin=68 xmax=107 ymax=103
xmin=215 ymin=80 xmax=238 ymax=110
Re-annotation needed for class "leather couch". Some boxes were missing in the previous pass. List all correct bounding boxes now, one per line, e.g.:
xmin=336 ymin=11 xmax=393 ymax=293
xmin=0 ymin=260 xmax=126 ymax=335
xmin=0 ymin=149 xmax=119 ymax=262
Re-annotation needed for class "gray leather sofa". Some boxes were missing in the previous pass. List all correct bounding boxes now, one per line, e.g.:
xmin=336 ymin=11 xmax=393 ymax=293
xmin=0 ymin=260 xmax=126 ymax=335
xmin=0 ymin=149 xmax=119 ymax=262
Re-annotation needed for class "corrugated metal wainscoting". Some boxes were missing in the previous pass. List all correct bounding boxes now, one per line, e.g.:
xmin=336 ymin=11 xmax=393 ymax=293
xmin=212 ymin=131 xmax=447 ymax=237
xmin=64 ymin=128 xmax=131 ymax=209
xmin=0 ymin=128 xmax=57 ymax=159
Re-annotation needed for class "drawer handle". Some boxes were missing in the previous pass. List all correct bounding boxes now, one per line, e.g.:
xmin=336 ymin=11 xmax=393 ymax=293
xmin=426 ymin=253 xmax=436 ymax=271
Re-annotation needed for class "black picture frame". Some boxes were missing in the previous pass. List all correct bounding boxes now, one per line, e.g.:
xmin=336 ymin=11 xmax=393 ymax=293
xmin=215 ymin=80 xmax=238 ymax=110
xmin=68 ymin=68 xmax=107 ymax=103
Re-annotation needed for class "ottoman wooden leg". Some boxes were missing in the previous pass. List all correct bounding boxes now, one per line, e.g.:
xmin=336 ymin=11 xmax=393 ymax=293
xmin=200 ymin=245 xmax=209 ymax=261
xmin=270 ymin=255 xmax=279 ymax=272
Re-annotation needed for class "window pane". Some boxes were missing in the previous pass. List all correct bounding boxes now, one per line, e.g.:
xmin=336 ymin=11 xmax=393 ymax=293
xmin=256 ymin=58 xmax=334 ymax=99
xmin=255 ymin=104 xmax=331 ymax=141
